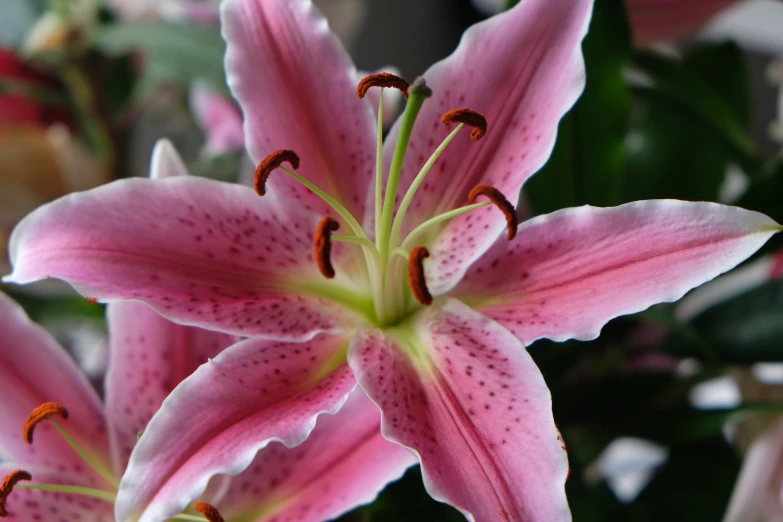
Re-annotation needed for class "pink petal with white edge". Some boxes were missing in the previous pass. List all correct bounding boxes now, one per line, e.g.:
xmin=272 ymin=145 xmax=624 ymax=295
xmin=105 ymin=301 xmax=236 ymax=474
xmin=5 ymin=176 xmax=364 ymax=340
xmin=219 ymin=388 xmax=416 ymax=522
xmin=349 ymin=299 xmax=570 ymax=522
xmin=0 ymin=464 xmax=114 ymax=521
xmin=222 ymin=0 xmax=377 ymax=222
xmin=115 ymin=333 xmax=357 ymax=522
xmin=149 ymin=139 xmax=189 ymax=179
xmin=0 ymin=292 xmax=110 ymax=486
xmin=383 ymin=0 xmax=592 ymax=295
xmin=453 ymin=200 xmax=781 ymax=345
xmin=190 ymin=84 xmax=245 ymax=155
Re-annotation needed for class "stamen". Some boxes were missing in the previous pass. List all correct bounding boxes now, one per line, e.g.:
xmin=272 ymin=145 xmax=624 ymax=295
xmin=313 ymin=217 xmax=340 ymax=279
xmin=23 ymin=402 xmax=68 ymax=444
xmin=408 ymin=247 xmax=433 ymax=305
xmin=356 ymin=72 xmax=410 ymax=100
xmin=253 ymin=150 xmax=300 ymax=196
xmin=194 ymin=502 xmax=225 ymax=522
xmin=0 ymin=470 xmax=32 ymax=517
xmin=468 ymin=185 xmax=517 ymax=240
xmin=441 ymin=108 xmax=487 ymax=141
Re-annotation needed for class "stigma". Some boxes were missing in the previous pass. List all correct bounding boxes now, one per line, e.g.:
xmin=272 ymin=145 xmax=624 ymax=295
xmin=252 ymin=73 xmax=516 ymax=325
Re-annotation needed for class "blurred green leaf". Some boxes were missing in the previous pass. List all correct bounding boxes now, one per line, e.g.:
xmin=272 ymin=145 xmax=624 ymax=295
xmin=684 ymin=42 xmax=750 ymax=129
xmin=624 ymin=90 xmax=736 ymax=202
xmin=91 ymin=22 xmax=227 ymax=94
xmin=688 ymin=279 xmax=783 ymax=363
xmin=524 ymin=0 xmax=631 ymax=214
xmin=0 ymin=0 xmax=47 ymax=47
xmin=630 ymin=52 xmax=755 ymax=159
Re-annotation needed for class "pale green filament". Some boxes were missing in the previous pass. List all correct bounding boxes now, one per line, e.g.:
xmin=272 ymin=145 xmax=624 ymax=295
xmin=279 ymin=167 xmax=365 ymax=238
xmin=388 ymin=123 xmax=464 ymax=250
xmin=332 ymin=235 xmax=380 ymax=264
xmin=374 ymin=90 xmax=384 ymax=242
xmin=377 ymin=86 xmax=429 ymax=265
xmin=172 ymin=514 xmax=210 ymax=522
xmin=401 ymin=202 xmax=491 ymax=250
xmin=49 ymin=420 xmax=119 ymax=489
xmin=17 ymin=484 xmax=116 ymax=503
xmin=391 ymin=247 xmax=410 ymax=262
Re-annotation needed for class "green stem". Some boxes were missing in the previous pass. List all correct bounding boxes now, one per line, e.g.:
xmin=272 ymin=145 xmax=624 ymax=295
xmin=171 ymin=515 xmax=208 ymax=522
xmin=50 ymin=420 xmax=119 ymax=489
xmin=18 ymin=484 xmax=116 ymax=503
xmin=378 ymin=82 xmax=430 ymax=264
xmin=389 ymin=124 xmax=464 ymax=250
xmin=391 ymin=247 xmax=410 ymax=261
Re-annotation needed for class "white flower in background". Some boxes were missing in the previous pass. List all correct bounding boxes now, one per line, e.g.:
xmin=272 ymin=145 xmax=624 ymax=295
xmin=585 ymin=437 xmax=669 ymax=503
xmin=689 ymin=376 xmax=743 ymax=409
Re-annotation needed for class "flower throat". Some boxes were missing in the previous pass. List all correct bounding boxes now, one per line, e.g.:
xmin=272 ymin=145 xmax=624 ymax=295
xmin=254 ymin=74 xmax=515 ymax=327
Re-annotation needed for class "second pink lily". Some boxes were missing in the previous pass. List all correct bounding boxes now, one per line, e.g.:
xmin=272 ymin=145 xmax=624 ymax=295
xmin=4 ymin=0 xmax=781 ymax=520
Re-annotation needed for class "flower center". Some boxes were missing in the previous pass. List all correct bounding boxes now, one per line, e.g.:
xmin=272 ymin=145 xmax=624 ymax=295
xmin=0 ymin=402 xmax=221 ymax=521
xmin=254 ymin=73 xmax=515 ymax=327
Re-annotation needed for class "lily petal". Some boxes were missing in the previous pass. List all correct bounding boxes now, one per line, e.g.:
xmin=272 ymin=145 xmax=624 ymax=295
xmin=222 ymin=0 xmax=377 ymax=222
xmin=190 ymin=84 xmax=245 ymax=156
xmin=5 ymin=176 xmax=364 ymax=340
xmin=105 ymin=301 xmax=236 ymax=474
xmin=453 ymin=201 xmax=781 ymax=345
xmin=0 ymin=292 xmax=109 ymax=484
xmin=115 ymin=333 xmax=356 ymax=522
xmin=149 ymin=139 xmax=190 ymax=179
xmin=384 ymin=0 xmax=592 ymax=295
xmin=348 ymin=299 xmax=569 ymax=522
xmin=219 ymin=388 xmax=416 ymax=522
xmin=0 ymin=464 xmax=114 ymax=521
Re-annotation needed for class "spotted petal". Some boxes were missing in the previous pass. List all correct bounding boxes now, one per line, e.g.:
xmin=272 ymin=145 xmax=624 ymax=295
xmin=453 ymin=201 xmax=780 ymax=345
xmin=0 ymin=464 xmax=114 ymax=521
xmin=348 ymin=299 xmax=570 ymax=522
xmin=218 ymin=388 xmax=416 ymax=522
xmin=5 ymin=176 xmax=366 ymax=340
xmin=384 ymin=0 xmax=592 ymax=295
xmin=0 ymin=292 xmax=110 ymax=486
xmin=222 ymin=0 xmax=377 ymax=222
xmin=115 ymin=333 xmax=356 ymax=522
xmin=105 ymin=301 xmax=236 ymax=474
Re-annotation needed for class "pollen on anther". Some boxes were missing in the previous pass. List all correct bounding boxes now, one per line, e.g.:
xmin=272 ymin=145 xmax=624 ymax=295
xmin=356 ymin=72 xmax=410 ymax=100
xmin=313 ymin=216 xmax=340 ymax=279
xmin=23 ymin=402 xmax=69 ymax=444
xmin=0 ymin=470 xmax=32 ymax=517
xmin=468 ymin=185 xmax=517 ymax=240
xmin=194 ymin=502 xmax=225 ymax=522
xmin=441 ymin=108 xmax=488 ymax=141
xmin=253 ymin=150 xmax=300 ymax=196
xmin=408 ymin=247 xmax=433 ymax=305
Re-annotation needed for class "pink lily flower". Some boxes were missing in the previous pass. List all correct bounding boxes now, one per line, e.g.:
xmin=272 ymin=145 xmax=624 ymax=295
xmin=0 ymin=286 xmax=411 ymax=521
xmin=4 ymin=0 xmax=781 ymax=520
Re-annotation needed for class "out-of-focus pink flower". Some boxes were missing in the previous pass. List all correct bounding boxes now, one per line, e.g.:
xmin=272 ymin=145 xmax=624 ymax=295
xmin=627 ymin=0 xmax=740 ymax=46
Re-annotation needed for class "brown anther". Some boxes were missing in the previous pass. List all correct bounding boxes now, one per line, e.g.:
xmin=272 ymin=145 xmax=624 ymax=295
xmin=441 ymin=108 xmax=488 ymax=141
xmin=408 ymin=247 xmax=433 ymax=305
xmin=468 ymin=185 xmax=517 ymax=240
xmin=0 ymin=470 xmax=32 ymax=517
xmin=313 ymin=216 xmax=340 ymax=279
xmin=356 ymin=72 xmax=410 ymax=100
xmin=23 ymin=402 xmax=68 ymax=444
xmin=253 ymin=150 xmax=300 ymax=196
xmin=194 ymin=502 xmax=225 ymax=522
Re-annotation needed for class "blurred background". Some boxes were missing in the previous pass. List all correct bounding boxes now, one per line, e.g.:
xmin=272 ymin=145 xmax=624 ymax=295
xmin=2 ymin=0 xmax=783 ymax=520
